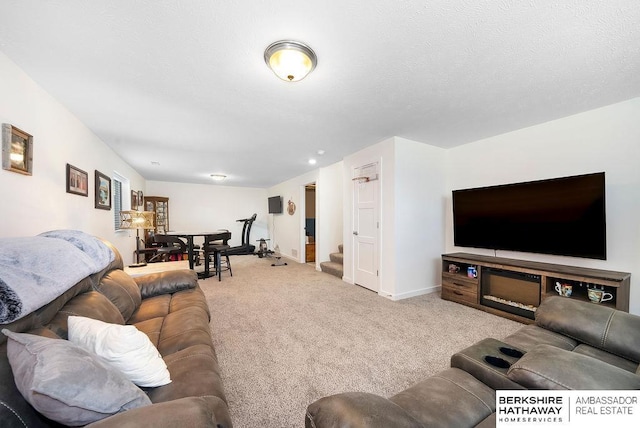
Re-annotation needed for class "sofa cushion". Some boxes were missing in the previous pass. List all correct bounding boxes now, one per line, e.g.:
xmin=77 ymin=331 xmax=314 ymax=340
xmin=86 ymin=396 xmax=223 ymax=428
xmin=502 ymin=324 xmax=577 ymax=352
xmin=47 ymin=291 xmax=125 ymax=339
xmin=389 ymin=368 xmax=495 ymax=427
xmin=535 ymin=296 xmax=640 ymax=362
xmin=2 ymin=329 xmax=151 ymax=426
xmin=149 ymin=344 xmax=224 ymax=402
xmin=133 ymin=317 xmax=164 ymax=348
xmin=169 ymin=287 xmax=211 ymax=319
xmin=573 ymin=344 xmax=639 ymax=373
xmin=148 ymin=344 xmax=229 ymax=428
xmin=96 ymin=269 xmax=141 ymax=321
xmin=129 ymin=294 xmax=171 ymax=324
xmin=157 ymin=306 xmax=213 ymax=356
xmin=507 ymin=344 xmax=640 ymax=390
xmin=68 ymin=316 xmax=171 ymax=387
xmin=306 ymin=392 xmax=423 ymax=428
xmin=134 ymin=270 xmax=198 ymax=299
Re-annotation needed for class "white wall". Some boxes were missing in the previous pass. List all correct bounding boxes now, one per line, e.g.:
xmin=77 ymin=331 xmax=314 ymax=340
xmin=265 ymin=163 xmax=344 ymax=267
xmin=446 ymin=98 xmax=640 ymax=315
xmin=0 ymin=51 xmax=145 ymax=259
xmin=342 ymin=137 xmax=447 ymax=300
xmin=267 ymin=170 xmax=319 ymax=261
xmin=394 ymin=137 xmax=447 ymax=298
xmin=317 ymin=161 xmax=344 ymax=265
xmin=145 ymin=181 xmax=268 ymax=248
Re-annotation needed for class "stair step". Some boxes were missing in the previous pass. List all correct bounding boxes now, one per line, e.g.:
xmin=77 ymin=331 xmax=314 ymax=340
xmin=329 ymin=252 xmax=343 ymax=264
xmin=338 ymin=244 xmax=343 ymax=254
xmin=320 ymin=261 xmax=343 ymax=279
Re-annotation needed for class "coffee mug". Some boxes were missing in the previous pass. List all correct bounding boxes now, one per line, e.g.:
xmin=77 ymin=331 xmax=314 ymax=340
xmin=448 ymin=264 xmax=460 ymax=273
xmin=554 ymin=282 xmax=572 ymax=297
xmin=588 ymin=288 xmax=613 ymax=304
xmin=467 ymin=266 xmax=477 ymax=278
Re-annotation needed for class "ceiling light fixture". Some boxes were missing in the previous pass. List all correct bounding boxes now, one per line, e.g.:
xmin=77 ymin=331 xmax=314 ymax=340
xmin=264 ymin=40 xmax=317 ymax=82
xmin=210 ymin=174 xmax=226 ymax=181
xmin=308 ymin=159 xmax=317 ymax=165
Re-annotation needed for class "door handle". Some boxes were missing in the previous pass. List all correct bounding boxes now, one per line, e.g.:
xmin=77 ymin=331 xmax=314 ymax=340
xmin=353 ymin=231 xmax=358 ymax=236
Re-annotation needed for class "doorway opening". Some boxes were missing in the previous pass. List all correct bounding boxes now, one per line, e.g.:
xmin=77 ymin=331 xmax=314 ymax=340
xmin=304 ymin=183 xmax=316 ymax=265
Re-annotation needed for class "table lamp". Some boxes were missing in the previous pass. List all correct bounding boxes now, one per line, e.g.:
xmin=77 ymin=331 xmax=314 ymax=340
xmin=120 ymin=210 xmax=155 ymax=267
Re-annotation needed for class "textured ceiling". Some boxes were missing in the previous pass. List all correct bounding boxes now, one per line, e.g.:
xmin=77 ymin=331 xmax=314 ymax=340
xmin=1 ymin=1 xmax=639 ymax=187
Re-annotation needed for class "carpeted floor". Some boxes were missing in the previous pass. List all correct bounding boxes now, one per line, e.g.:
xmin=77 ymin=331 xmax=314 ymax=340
xmin=199 ymin=255 xmax=523 ymax=427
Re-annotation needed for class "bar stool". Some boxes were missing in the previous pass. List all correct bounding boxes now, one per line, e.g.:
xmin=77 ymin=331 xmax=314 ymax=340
xmin=203 ymin=231 xmax=232 ymax=281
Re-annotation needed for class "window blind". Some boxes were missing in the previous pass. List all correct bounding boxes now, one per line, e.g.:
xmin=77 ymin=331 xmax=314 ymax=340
xmin=113 ymin=178 xmax=122 ymax=230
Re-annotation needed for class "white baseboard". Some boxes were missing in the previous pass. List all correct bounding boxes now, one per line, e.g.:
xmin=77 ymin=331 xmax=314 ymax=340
xmin=380 ymin=285 xmax=441 ymax=301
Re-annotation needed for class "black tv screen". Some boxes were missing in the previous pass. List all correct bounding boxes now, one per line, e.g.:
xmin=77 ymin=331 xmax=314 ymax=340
xmin=452 ymin=172 xmax=606 ymax=259
xmin=268 ymin=196 xmax=282 ymax=214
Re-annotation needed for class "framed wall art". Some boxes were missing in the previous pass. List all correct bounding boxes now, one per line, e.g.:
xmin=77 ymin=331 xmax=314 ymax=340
xmin=131 ymin=190 xmax=139 ymax=209
xmin=2 ymin=124 xmax=33 ymax=175
xmin=94 ymin=170 xmax=112 ymax=210
xmin=66 ymin=163 xmax=88 ymax=196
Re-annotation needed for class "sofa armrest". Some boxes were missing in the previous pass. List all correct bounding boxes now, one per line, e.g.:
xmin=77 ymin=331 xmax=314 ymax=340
xmin=507 ymin=344 xmax=640 ymax=390
xmin=305 ymin=392 xmax=423 ymax=428
xmin=85 ymin=396 xmax=221 ymax=428
xmin=134 ymin=270 xmax=198 ymax=299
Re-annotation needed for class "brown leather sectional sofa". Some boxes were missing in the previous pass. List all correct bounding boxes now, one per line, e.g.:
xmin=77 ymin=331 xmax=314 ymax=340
xmin=0 ymin=240 xmax=230 ymax=428
xmin=3 ymin=232 xmax=638 ymax=428
xmin=306 ymin=296 xmax=640 ymax=427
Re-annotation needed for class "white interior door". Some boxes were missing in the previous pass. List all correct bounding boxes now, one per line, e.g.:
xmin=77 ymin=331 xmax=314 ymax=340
xmin=353 ymin=164 xmax=379 ymax=292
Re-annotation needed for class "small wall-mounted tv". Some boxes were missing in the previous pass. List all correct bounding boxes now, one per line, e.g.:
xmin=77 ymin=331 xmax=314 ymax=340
xmin=268 ymin=196 xmax=283 ymax=214
xmin=452 ymin=172 xmax=606 ymax=260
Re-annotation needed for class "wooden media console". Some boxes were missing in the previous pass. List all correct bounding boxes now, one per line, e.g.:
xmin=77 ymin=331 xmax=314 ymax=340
xmin=441 ymin=252 xmax=630 ymax=324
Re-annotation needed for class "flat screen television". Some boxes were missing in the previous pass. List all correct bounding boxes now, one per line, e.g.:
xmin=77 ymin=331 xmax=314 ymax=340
xmin=452 ymin=172 xmax=606 ymax=260
xmin=268 ymin=196 xmax=282 ymax=214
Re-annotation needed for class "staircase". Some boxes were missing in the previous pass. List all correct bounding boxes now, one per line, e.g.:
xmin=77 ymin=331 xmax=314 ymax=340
xmin=320 ymin=244 xmax=343 ymax=279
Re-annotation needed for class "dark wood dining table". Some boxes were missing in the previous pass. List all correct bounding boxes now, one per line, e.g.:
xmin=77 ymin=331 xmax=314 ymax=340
xmin=166 ymin=230 xmax=230 ymax=277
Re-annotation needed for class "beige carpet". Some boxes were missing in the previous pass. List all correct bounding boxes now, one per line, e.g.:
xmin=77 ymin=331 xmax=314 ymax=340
xmin=199 ymin=255 xmax=523 ymax=427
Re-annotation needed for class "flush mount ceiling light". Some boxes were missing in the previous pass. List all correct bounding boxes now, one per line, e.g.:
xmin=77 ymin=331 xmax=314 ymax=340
xmin=210 ymin=174 xmax=226 ymax=181
xmin=264 ymin=40 xmax=317 ymax=82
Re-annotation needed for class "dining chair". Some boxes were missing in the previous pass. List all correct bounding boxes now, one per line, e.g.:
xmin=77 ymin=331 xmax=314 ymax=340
xmin=148 ymin=234 xmax=186 ymax=263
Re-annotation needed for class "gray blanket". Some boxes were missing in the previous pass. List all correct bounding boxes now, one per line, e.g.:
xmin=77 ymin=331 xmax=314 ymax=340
xmin=0 ymin=230 xmax=115 ymax=324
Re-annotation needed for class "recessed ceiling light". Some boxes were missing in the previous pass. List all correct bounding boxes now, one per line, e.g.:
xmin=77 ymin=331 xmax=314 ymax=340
xmin=308 ymin=159 xmax=317 ymax=165
xmin=151 ymin=161 xmax=160 ymax=166
xmin=210 ymin=174 xmax=226 ymax=181
xmin=317 ymin=149 xmax=325 ymax=155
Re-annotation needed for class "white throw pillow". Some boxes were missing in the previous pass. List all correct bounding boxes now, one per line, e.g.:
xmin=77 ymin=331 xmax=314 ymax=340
xmin=67 ymin=316 xmax=171 ymax=387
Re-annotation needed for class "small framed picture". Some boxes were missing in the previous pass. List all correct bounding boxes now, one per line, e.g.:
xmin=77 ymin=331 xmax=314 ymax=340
xmin=66 ymin=164 xmax=88 ymax=196
xmin=2 ymin=124 xmax=33 ymax=175
xmin=94 ymin=170 xmax=112 ymax=210
xmin=131 ymin=190 xmax=138 ymax=208
xmin=138 ymin=190 xmax=144 ymax=205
